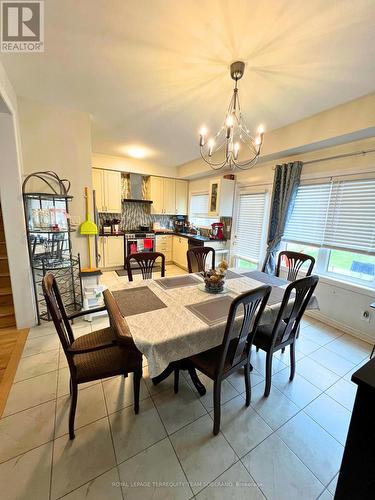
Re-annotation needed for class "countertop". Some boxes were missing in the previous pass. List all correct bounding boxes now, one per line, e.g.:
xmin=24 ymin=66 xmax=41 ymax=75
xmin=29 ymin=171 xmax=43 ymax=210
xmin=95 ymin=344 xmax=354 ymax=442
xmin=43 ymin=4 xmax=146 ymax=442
xmin=98 ymin=230 xmax=227 ymax=243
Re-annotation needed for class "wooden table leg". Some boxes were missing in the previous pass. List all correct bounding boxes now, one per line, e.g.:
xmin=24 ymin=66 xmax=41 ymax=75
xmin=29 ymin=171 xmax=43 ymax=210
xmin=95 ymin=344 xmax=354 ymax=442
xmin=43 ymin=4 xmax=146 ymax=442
xmin=152 ymin=360 xmax=207 ymax=396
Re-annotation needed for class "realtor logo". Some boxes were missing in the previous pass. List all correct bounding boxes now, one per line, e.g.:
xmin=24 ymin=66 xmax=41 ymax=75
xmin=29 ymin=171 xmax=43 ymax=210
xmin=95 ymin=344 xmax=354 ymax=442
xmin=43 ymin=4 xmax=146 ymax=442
xmin=1 ymin=1 xmax=44 ymax=52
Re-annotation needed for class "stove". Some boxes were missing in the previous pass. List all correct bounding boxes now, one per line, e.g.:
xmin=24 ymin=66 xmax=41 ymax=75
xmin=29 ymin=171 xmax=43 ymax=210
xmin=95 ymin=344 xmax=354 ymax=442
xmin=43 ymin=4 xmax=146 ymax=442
xmin=123 ymin=230 xmax=156 ymax=269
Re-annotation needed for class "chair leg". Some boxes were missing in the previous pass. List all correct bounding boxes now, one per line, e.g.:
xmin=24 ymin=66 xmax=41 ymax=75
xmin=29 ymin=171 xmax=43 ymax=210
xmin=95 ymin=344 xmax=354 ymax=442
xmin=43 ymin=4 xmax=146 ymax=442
xmin=290 ymin=343 xmax=296 ymax=381
xmin=264 ymin=351 xmax=273 ymax=397
xmin=69 ymin=382 xmax=78 ymax=440
xmin=174 ymin=368 xmax=179 ymax=394
xmin=256 ymin=346 xmax=259 ymax=352
xmin=244 ymin=363 xmax=251 ymax=406
xmin=281 ymin=347 xmax=285 ymax=354
xmin=213 ymin=379 xmax=222 ymax=435
xmin=133 ymin=370 xmax=141 ymax=414
xmin=69 ymin=378 xmax=72 ymax=395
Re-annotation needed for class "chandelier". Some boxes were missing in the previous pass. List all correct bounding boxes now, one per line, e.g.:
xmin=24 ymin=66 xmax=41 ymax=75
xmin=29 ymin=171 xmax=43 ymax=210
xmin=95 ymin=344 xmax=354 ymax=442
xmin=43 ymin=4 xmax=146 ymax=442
xmin=199 ymin=61 xmax=264 ymax=170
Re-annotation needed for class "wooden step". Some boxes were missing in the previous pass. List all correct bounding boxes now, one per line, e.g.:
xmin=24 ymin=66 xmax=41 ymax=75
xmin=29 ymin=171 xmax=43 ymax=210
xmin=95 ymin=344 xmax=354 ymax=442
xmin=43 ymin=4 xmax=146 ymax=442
xmin=0 ymin=275 xmax=11 ymax=288
xmin=0 ymin=293 xmax=13 ymax=307
xmin=0 ymin=315 xmax=16 ymax=329
xmin=0 ymin=288 xmax=12 ymax=297
xmin=0 ymin=259 xmax=9 ymax=274
xmin=0 ymin=305 xmax=14 ymax=318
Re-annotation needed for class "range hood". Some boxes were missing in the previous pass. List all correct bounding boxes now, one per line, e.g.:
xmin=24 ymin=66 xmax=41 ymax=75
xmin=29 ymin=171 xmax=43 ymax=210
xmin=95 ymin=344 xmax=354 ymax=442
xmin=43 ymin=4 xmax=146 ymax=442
xmin=123 ymin=173 xmax=152 ymax=203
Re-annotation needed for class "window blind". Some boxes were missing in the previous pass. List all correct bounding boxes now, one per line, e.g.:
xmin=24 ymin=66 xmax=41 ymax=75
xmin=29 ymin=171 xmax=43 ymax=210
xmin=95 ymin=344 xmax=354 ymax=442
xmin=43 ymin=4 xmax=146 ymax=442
xmin=284 ymin=178 xmax=375 ymax=255
xmin=234 ymin=192 xmax=266 ymax=262
xmin=190 ymin=193 xmax=208 ymax=216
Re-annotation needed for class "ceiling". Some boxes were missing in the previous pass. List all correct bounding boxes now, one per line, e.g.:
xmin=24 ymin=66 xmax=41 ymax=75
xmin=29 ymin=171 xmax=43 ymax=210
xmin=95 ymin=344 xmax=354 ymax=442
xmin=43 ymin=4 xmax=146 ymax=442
xmin=1 ymin=0 xmax=375 ymax=167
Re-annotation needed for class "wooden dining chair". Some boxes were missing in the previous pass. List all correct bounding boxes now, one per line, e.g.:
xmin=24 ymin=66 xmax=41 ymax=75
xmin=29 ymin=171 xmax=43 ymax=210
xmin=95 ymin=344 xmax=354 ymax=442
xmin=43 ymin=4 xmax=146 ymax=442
xmin=126 ymin=251 xmax=165 ymax=281
xmin=187 ymin=246 xmax=215 ymax=273
xmin=176 ymin=285 xmax=272 ymax=435
xmin=42 ymin=273 xmax=141 ymax=439
xmin=276 ymin=251 xmax=315 ymax=281
xmin=253 ymin=275 xmax=319 ymax=397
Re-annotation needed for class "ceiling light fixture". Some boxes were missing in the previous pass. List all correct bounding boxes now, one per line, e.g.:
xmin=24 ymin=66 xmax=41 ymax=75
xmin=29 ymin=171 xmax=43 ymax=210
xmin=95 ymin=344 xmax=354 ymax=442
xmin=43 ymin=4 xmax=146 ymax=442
xmin=199 ymin=61 xmax=265 ymax=170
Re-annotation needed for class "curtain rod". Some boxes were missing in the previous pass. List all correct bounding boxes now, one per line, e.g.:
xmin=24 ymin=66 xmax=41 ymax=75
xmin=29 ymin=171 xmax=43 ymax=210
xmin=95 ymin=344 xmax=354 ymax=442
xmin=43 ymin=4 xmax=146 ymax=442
xmin=301 ymin=147 xmax=375 ymax=166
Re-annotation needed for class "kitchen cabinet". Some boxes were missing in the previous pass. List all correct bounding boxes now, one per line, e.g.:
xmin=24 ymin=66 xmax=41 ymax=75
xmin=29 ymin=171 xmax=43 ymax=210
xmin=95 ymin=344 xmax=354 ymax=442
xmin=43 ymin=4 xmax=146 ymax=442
xmin=208 ymin=178 xmax=235 ymax=217
xmin=155 ymin=234 xmax=173 ymax=262
xmin=175 ymin=179 xmax=188 ymax=215
xmin=98 ymin=236 xmax=124 ymax=268
xmin=92 ymin=169 xmax=122 ymax=213
xmin=149 ymin=177 xmax=188 ymax=215
xmin=172 ymin=235 xmax=189 ymax=269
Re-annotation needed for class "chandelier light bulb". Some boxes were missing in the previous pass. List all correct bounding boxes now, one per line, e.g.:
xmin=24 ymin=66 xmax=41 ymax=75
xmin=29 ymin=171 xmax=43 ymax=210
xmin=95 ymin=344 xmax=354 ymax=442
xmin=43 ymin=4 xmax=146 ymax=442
xmin=234 ymin=142 xmax=240 ymax=160
xmin=255 ymin=136 xmax=262 ymax=146
xmin=257 ymin=124 xmax=265 ymax=135
xmin=199 ymin=125 xmax=208 ymax=146
xmin=208 ymin=138 xmax=215 ymax=156
xmin=226 ymin=115 xmax=234 ymax=127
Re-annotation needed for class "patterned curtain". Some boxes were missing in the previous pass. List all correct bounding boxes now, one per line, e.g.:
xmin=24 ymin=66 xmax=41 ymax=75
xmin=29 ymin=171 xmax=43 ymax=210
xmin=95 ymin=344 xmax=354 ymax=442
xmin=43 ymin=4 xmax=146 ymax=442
xmin=262 ymin=161 xmax=303 ymax=275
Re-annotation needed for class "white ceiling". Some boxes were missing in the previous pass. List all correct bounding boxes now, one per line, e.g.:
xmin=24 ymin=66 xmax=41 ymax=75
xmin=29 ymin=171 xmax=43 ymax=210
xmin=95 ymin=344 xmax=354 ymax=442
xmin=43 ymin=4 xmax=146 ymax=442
xmin=1 ymin=0 xmax=375 ymax=167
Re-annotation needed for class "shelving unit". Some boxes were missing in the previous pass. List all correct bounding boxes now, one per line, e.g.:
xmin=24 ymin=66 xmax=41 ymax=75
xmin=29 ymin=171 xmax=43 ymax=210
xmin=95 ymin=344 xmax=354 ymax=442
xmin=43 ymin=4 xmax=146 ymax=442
xmin=22 ymin=172 xmax=83 ymax=323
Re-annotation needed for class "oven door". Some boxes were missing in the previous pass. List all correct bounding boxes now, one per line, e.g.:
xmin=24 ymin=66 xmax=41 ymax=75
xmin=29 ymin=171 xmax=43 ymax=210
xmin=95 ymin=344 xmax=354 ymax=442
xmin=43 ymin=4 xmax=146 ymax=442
xmin=125 ymin=237 xmax=155 ymax=268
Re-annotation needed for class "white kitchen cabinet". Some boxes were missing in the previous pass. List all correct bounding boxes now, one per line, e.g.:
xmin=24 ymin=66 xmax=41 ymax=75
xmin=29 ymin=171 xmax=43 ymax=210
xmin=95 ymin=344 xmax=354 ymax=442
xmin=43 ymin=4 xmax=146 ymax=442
xmin=155 ymin=234 xmax=173 ymax=262
xmin=99 ymin=236 xmax=124 ymax=268
xmin=172 ymin=235 xmax=189 ymax=269
xmin=149 ymin=176 xmax=188 ymax=215
xmin=93 ymin=169 xmax=122 ymax=213
xmin=175 ymin=179 xmax=188 ymax=215
xmin=208 ymin=178 xmax=235 ymax=217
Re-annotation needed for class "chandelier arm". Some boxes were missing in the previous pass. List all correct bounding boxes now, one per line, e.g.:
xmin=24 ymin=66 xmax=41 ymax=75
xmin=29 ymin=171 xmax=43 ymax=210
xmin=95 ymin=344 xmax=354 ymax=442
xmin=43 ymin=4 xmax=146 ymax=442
xmin=200 ymin=149 xmax=229 ymax=169
xmin=231 ymin=153 xmax=261 ymax=170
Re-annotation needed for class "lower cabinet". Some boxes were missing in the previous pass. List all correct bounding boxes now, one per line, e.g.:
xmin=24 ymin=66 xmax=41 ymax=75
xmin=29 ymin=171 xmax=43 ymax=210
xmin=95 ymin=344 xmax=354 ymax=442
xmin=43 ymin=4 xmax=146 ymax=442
xmin=155 ymin=234 xmax=173 ymax=262
xmin=172 ymin=235 xmax=189 ymax=269
xmin=99 ymin=236 xmax=124 ymax=268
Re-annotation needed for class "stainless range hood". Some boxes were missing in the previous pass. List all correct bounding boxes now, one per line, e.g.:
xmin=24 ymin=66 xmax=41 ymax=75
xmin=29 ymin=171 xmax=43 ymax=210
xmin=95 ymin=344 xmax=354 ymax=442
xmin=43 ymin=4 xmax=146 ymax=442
xmin=123 ymin=173 xmax=152 ymax=203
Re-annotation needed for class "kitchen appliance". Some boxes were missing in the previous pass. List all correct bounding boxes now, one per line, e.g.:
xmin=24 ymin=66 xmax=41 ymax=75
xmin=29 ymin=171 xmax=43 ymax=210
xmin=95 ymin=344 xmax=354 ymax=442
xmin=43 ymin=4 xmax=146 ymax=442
xmin=102 ymin=220 xmax=112 ymax=235
xmin=111 ymin=218 xmax=121 ymax=234
xmin=124 ymin=230 xmax=155 ymax=269
xmin=211 ymin=222 xmax=224 ymax=240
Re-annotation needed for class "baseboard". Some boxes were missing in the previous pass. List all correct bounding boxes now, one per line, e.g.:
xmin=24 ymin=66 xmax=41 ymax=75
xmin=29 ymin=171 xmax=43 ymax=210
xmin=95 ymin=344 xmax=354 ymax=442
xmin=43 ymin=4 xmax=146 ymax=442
xmin=305 ymin=310 xmax=374 ymax=345
xmin=0 ymin=328 xmax=29 ymax=417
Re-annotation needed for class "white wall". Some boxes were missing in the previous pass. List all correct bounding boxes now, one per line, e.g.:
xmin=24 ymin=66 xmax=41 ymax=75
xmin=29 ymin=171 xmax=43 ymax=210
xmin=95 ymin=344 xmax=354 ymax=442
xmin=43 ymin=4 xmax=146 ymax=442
xmin=92 ymin=152 xmax=178 ymax=178
xmin=17 ymin=97 xmax=93 ymax=267
xmin=0 ymin=63 xmax=35 ymax=328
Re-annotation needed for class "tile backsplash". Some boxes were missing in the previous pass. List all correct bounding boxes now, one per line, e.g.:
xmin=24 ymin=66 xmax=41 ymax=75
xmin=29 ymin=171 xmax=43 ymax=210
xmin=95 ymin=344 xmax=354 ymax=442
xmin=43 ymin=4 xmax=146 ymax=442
xmin=98 ymin=202 xmax=176 ymax=231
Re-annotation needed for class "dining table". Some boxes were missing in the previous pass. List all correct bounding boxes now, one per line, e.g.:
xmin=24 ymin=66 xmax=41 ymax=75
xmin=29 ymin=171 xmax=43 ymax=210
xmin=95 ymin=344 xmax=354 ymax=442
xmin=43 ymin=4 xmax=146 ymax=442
xmin=109 ymin=268 xmax=319 ymax=394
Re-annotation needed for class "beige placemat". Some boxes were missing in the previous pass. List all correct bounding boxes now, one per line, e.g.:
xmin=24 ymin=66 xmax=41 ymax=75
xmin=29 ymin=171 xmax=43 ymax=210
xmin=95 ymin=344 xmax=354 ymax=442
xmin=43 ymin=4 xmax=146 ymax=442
xmin=186 ymin=296 xmax=234 ymax=326
xmin=243 ymin=271 xmax=289 ymax=286
xmin=112 ymin=286 xmax=167 ymax=317
xmin=155 ymin=274 xmax=201 ymax=290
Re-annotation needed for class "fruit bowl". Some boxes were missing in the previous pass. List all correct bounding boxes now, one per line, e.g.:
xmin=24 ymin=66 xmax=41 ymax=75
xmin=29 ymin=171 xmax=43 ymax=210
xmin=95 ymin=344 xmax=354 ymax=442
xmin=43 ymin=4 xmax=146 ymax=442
xmin=203 ymin=260 xmax=228 ymax=294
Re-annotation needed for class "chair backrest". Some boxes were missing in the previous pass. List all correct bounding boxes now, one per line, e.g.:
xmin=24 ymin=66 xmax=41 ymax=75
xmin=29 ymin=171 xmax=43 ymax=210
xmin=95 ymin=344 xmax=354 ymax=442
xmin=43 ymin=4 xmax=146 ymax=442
xmin=126 ymin=252 xmax=165 ymax=281
xmin=187 ymin=246 xmax=215 ymax=273
xmin=276 ymin=251 xmax=315 ymax=281
xmin=217 ymin=285 xmax=272 ymax=376
xmin=42 ymin=273 xmax=75 ymax=356
xmin=103 ymin=289 xmax=139 ymax=353
xmin=270 ymin=275 xmax=319 ymax=346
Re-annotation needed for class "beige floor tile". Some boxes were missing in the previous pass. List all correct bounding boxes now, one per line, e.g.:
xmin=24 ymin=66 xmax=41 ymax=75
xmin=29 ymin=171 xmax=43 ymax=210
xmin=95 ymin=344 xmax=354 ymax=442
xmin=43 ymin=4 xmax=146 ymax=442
xmin=272 ymin=346 xmax=306 ymax=367
xmin=102 ymin=373 xmax=149 ymax=414
xmin=249 ymin=384 xmax=299 ymax=431
xmin=249 ymin=350 xmax=287 ymax=377
xmin=22 ymin=334 xmax=60 ymax=357
xmin=319 ymin=489 xmax=334 ymax=500
xmin=271 ymin=368 xmax=322 ymax=408
xmin=56 ymin=367 xmax=100 ymax=397
xmin=242 ymin=433 xmax=324 ymax=500
xmin=303 ymin=324 xmax=343 ymax=346
xmin=327 ymin=473 xmax=339 ymax=495
xmin=61 ymin=467 xmax=122 ymax=500
xmin=142 ymin=364 xmax=178 ymax=396
xmin=212 ymin=394 xmax=272 ymax=458
xmin=54 ymin=383 xmax=107 ymax=438
xmin=3 ymin=371 xmax=58 ymax=417
xmin=326 ymin=378 xmax=357 ymax=411
xmin=28 ymin=322 xmax=56 ymax=339
xmin=324 ymin=334 xmax=371 ymax=364
xmin=51 ymin=417 xmax=116 ymax=499
xmin=118 ymin=438 xmax=192 ymax=500
xmin=14 ymin=349 xmax=59 ymax=382
xmin=0 ymin=442 xmax=53 ymax=500
xmin=309 ymin=347 xmax=356 ymax=376
xmin=196 ymin=461 xmax=265 ymax=500
xmin=109 ymin=397 xmax=166 ymax=464
xmin=304 ymin=393 xmax=351 ymax=445
xmin=294 ymin=335 xmax=321 ymax=355
xmin=184 ymin=372 xmax=239 ymax=411
xmin=170 ymin=414 xmax=237 ymax=495
xmin=0 ymin=401 xmax=55 ymax=463
xmin=152 ymin=378 xmax=206 ymax=434
xmin=277 ymin=411 xmax=343 ymax=486
xmin=296 ymin=357 xmax=340 ymax=391
xmin=227 ymin=367 xmax=264 ymax=394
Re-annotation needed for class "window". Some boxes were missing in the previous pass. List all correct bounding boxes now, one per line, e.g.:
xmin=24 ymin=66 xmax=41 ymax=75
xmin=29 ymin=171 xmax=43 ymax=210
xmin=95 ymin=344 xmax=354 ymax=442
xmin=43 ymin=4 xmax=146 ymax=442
xmin=189 ymin=193 xmax=219 ymax=227
xmin=233 ymin=191 xmax=266 ymax=268
xmin=284 ymin=177 xmax=375 ymax=287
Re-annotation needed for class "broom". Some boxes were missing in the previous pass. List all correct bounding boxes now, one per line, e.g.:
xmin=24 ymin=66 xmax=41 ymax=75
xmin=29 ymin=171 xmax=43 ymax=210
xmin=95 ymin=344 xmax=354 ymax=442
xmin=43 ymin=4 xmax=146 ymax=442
xmin=79 ymin=187 xmax=99 ymax=272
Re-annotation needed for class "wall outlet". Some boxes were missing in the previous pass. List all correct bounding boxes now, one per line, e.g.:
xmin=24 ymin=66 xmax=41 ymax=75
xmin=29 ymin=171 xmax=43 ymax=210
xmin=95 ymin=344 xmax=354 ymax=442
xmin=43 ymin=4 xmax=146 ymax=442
xmin=361 ymin=310 xmax=371 ymax=323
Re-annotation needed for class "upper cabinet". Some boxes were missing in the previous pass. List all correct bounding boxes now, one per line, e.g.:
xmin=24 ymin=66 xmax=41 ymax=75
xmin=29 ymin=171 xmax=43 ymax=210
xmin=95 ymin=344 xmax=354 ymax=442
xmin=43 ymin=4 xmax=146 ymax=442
xmin=148 ymin=176 xmax=188 ymax=215
xmin=208 ymin=178 xmax=235 ymax=217
xmin=93 ymin=169 xmax=122 ymax=213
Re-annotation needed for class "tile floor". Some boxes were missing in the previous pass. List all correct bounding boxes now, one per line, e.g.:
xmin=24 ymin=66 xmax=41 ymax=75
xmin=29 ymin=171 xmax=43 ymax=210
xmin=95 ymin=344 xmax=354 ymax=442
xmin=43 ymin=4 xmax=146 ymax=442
xmin=0 ymin=266 xmax=372 ymax=499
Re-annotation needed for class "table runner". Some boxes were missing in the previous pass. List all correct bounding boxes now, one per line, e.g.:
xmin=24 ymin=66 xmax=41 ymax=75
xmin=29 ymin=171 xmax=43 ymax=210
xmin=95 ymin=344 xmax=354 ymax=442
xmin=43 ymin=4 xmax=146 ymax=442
xmin=110 ymin=269 xmax=319 ymax=377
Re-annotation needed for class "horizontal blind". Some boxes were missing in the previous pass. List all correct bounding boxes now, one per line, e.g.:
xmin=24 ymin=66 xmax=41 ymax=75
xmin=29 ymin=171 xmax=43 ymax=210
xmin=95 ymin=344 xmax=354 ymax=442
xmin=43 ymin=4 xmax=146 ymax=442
xmin=234 ymin=192 xmax=265 ymax=261
xmin=283 ymin=183 xmax=331 ymax=246
xmin=190 ymin=193 xmax=208 ymax=216
xmin=323 ymin=179 xmax=375 ymax=254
